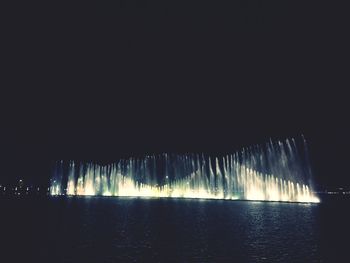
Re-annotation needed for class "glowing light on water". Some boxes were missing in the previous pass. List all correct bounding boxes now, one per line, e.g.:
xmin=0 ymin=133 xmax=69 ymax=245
xmin=50 ymin=138 xmax=320 ymax=203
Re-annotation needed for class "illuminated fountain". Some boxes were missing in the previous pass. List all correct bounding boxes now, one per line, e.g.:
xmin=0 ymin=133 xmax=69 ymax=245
xmin=50 ymin=137 xmax=320 ymax=203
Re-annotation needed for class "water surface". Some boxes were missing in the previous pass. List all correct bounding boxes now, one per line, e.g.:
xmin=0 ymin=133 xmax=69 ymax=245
xmin=1 ymin=196 xmax=348 ymax=262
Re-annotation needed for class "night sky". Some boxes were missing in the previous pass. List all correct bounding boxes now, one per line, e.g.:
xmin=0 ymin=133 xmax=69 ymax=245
xmin=1 ymin=1 xmax=349 ymax=190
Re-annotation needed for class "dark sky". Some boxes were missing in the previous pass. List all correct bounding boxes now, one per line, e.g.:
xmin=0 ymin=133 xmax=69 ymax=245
xmin=1 ymin=1 xmax=349 ymax=189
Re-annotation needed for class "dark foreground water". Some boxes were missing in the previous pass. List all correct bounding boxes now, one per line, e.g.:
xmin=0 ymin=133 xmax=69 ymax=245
xmin=1 ymin=196 xmax=349 ymax=263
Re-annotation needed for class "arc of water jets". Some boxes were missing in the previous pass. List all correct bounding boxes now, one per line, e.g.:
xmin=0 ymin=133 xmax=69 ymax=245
xmin=50 ymin=138 xmax=320 ymax=203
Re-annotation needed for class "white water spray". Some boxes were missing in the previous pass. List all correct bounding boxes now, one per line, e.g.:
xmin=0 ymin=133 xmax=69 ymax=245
xmin=50 ymin=138 xmax=319 ymax=203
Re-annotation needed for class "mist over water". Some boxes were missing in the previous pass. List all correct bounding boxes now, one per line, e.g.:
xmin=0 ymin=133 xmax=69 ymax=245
xmin=50 ymin=138 xmax=319 ymax=203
